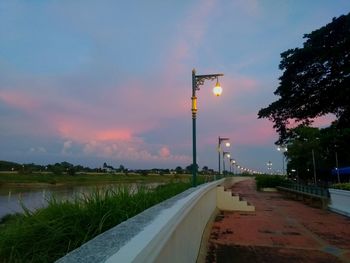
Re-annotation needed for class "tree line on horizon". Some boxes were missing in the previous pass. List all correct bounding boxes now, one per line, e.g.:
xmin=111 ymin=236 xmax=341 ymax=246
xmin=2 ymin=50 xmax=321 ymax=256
xmin=0 ymin=160 xmax=216 ymax=176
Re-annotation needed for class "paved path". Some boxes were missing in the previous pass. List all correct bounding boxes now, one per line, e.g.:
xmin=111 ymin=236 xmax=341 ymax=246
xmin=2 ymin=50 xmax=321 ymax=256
xmin=205 ymin=179 xmax=350 ymax=263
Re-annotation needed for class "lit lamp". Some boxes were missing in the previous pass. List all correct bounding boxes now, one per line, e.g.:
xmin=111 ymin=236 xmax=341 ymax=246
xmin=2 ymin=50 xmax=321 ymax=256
xmin=277 ymin=145 xmax=288 ymax=176
xmin=213 ymin=78 xmax=222 ymax=96
xmin=230 ymin=158 xmax=236 ymax=175
xmin=218 ymin=137 xmax=230 ymax=177
xmin=222 ymin=151 xmax=230 ymax=175
xmin=192 ymin=69 xmax=224 ymax=187
xmin=267 ymin=161 xmax=272 ymax=174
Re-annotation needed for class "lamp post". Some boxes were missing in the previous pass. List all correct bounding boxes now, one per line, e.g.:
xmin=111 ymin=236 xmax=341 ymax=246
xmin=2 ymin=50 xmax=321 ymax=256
xmin=334 ymin=144 xmax=340 ymax=183
xmin=267 ymin=161 xmax=272 ymax=174
xmin=277 ymin=145 xmax=287 ymax=176
xmin=222 ymin=152 xmax=230 ymax=175
xmin=192 ymin=69 xmax=224 ymax=187
xmin=302 ymin=137 xmax=319 ymax=184
xmin=218 ymin=137 xmax=230 ymax=177
xmin=230 ymin=158 xmax=236 ymax=175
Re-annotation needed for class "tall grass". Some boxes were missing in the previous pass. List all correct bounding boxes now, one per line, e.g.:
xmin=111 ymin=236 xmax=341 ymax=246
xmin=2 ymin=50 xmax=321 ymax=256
xmin=0 ymin=181 xmax=192 ymax=263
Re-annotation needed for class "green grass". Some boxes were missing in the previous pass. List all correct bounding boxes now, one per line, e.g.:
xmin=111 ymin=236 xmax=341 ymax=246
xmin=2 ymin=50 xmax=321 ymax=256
xmin=0 ymin=180 xmax=195 ymax=262
xmin=255 ymin=174 xmax=287 ymax=190
xmin=331 ymin=183 xmax=350 ymax=191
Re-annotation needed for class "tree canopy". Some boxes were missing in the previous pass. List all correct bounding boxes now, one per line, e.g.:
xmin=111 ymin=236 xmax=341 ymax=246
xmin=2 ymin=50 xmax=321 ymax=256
xmin=258 ymin=12 xmax=350 ymax=143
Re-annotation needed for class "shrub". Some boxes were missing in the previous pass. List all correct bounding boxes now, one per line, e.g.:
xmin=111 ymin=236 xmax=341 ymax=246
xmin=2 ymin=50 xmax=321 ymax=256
xmin=255 ymin=175 xmax=286 ymax=190
xmin=331 ymin=183 xmax=350 ymax=191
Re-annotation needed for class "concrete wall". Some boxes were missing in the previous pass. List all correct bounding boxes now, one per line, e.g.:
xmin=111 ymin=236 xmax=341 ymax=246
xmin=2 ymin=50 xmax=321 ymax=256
xmin=57 ymin=177 xmax=251 ymax=263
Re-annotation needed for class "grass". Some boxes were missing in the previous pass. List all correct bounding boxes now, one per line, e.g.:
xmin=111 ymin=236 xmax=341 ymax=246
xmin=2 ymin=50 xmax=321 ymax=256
xmin=0 ymin=179 xmax=200 ymax=262
xmin=255 ymin=174 xmax=287 ymax=190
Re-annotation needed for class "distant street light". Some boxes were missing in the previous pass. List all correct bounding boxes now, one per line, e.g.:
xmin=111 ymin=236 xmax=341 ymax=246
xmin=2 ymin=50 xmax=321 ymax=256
xmin=277 ymin=145 xmax=288 ymax=176
xmin=230 ymin=158 xmax=236 ymax=175
xmin=334 ymin=144 xmax=340 ymax=183
xmin=267 ymin=161 xmax=272 ymax=174
xmin=218 ymin=137 xmax=230 ymax=177
xmin=222 ymin=152 xmax=230 ymax=175
xmin=192 ymin=69 xmax=224 ymax=187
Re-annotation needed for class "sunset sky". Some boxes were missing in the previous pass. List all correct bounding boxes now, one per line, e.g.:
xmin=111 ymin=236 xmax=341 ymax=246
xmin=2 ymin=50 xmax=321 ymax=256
xmin=1 ymin=1 xmax=349 ymax=172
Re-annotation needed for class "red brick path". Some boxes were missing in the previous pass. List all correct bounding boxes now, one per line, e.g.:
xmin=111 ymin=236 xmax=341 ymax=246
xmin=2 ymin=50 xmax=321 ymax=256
xmin=206 ymin=179 xmax=350 ymax=263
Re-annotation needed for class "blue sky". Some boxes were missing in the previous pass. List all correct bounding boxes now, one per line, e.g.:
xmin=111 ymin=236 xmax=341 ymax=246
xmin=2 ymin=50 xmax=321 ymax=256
xmin=0 ymin=0 xmax=349 ymax=172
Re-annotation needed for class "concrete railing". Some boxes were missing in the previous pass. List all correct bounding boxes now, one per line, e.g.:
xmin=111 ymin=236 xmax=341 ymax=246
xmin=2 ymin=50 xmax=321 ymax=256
xmin=57 ymin=177 xmax=251 ymax=263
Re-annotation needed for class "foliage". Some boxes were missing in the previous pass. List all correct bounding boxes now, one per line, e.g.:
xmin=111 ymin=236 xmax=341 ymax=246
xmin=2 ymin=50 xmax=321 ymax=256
xmin=330 ymin=183 xmax=350 ymax=191
xmin=285 ymin=126 xmax=350 ymax=182
xmin=258 ymin=12 xmax=350 ymax=143
xmin=255 ymin=175 xmax=287 ymax=190
xmin=0 ymin=181 xmax=193 ymax=262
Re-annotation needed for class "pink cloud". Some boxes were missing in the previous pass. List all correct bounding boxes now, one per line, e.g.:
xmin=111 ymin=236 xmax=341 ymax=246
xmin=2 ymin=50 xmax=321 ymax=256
xmin=95 ymin=130 xmax=132 ymax=141
xmin=0 ymin=90 xmax=40 ymax=111
xmin=83 ymin=140 xmax=190 ymax=163
xmin=159 ymin=146 xmax=171 ymax=158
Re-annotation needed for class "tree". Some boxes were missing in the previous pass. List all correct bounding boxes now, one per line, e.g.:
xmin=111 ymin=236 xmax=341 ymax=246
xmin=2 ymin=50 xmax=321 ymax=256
xmin=285 ymin=126 xmax=350 ymax=182
xmin=258 ymin=12 xmax=350 ymax=143
xmin=175 ymin=166 xmax=183 ymax=174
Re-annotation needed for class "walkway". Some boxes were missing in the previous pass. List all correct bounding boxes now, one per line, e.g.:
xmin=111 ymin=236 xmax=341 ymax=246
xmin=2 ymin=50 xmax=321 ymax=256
xmin=205 ymin=179 xmax=350 ymax=263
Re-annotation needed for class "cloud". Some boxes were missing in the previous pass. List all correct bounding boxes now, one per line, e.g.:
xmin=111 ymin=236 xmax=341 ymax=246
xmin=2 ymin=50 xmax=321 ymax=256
xmin=159 ymin=146 xmax=171 ymax=158
xmin=82 ymin=140 xmax=190 ymax=164
xmin=62 ymin=140 xmax=73 ymax=155
xmin=0 ymin=90 xmax=40 ymax=111
xmin=29 ymin=147 xmax=47 ymax=153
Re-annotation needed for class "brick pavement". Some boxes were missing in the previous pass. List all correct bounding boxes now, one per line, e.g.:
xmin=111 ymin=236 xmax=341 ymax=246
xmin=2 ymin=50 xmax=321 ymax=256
xmin=205 ymin=178 xmax=350 ymax=263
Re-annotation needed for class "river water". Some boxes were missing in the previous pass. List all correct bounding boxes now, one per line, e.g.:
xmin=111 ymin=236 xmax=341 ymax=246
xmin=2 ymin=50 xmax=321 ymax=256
xmin=0 ymin=183 xmax=160 ymax=219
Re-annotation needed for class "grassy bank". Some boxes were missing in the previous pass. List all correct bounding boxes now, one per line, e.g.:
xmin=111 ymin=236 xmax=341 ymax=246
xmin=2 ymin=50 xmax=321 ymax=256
xmin=0 ymin=179 xmax=202 ymax=262
xmin=0 ymin=172 xmax=190 ymax=186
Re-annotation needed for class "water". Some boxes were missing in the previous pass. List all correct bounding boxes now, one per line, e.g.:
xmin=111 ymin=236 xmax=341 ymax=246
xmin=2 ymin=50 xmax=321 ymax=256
xmin=0 ymin=183 xmax=160 ymax=219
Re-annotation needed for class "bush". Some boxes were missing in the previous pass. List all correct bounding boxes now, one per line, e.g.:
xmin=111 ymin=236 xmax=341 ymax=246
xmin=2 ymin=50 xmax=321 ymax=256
xmin=331 ymin=183 xmax=350 ymax=191
xmin=255 ymin=175 xmax=286 ymax=190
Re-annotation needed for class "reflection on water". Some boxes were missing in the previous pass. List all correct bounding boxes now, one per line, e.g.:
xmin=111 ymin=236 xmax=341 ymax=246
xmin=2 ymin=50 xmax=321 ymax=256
xmin=0 ymin=183 xmax=160 ymax=219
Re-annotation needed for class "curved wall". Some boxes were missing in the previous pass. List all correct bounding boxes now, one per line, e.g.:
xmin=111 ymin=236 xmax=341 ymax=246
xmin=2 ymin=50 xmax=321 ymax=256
xmin=57 ymin=177 xmax=249 ymax=263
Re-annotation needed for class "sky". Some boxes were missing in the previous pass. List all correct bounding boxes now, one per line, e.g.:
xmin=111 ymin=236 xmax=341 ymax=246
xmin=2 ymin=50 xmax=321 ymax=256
xmin=0 ymin=0 xmax=349 ymax=173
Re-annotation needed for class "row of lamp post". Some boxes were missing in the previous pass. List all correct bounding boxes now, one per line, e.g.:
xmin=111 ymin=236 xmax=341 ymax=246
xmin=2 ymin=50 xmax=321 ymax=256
xmin=191 ymin=68 xmax=260 ymax=186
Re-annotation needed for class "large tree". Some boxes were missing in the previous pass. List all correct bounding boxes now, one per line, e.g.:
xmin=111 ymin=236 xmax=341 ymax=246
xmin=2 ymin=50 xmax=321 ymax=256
xmin=258 ymin=12 xmax=350 ymax=143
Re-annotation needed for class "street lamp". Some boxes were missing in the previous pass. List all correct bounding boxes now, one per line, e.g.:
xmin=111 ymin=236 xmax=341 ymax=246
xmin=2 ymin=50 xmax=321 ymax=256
xmin=277 ymin=145 xmax=287 ymax=176
xmin=334 ymin=144 xmax=340 ymax=183
xmin=192 ymin=69 xmax=224 ymax=186
xmin=230 ymin=158 xmax=236 ymax=175
xmin=302 ymin=137 xmax=319 ymax=184
xmin=267 ymin=161 xmax=272 ymax=174
xmin=222 ymin=152 xmax=230 ymax=175
xmin=218 ymin=136 xmax=230 ymax=177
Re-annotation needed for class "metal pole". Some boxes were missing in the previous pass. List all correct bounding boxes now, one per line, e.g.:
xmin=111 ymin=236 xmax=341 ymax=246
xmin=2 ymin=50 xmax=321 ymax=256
xmin=218 ymin=137 xmax=221 ymax=176
xmin=191 ymin=69 xmax=197 ymax=187
xmin=335 ymin=151 xmax=340 ymax=183
xmin=282 ymin=154 xmax=285 ymax=176
xmin=312 ymin=149 xmax=317 ymax=184
xmin=222 ymin=152 xmax=225 ymax=176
